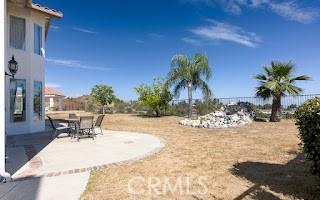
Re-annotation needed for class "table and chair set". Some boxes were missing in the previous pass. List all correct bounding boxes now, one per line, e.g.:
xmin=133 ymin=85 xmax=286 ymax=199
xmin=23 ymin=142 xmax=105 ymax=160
xmin=47 ymin=114 xmax=105 ymax=141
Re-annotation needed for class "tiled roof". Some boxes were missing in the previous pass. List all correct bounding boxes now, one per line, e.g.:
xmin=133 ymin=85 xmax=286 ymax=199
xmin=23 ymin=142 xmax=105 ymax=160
xmin=45 ymin=87 xmax=65 ymax=97
xmin=30 ymin=3 xmax=63 ymax=18
xmin=27 ymin=0 xmax=63 ymax=18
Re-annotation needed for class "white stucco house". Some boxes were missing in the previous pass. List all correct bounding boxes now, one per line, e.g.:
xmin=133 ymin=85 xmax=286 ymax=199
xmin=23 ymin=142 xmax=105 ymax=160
xmin=45 ymin=86 xmax=65 ymax=111
xmin=1 ymin=0 xmax=62 ymax=180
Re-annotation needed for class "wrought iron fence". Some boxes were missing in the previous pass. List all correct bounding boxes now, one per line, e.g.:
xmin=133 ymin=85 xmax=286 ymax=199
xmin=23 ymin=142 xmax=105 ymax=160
xmin=62 ymin=94 xmax=320 ymax=117
xmin=167 ymin=94 xmax=320 ymax=117
xmin=215 ymin=94 xmax=320 ymax=109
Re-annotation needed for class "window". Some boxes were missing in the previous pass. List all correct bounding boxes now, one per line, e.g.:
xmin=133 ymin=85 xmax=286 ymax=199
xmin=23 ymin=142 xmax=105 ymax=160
xmin=34 ymin=24 xmax=42 ymax=55
xmin=10 ymin=16 xmax=26 ymax=50
xmin=10 ymin=79 xmax=26 ymax=122
xmin=33 ymin=81 xmax=43 ymax=120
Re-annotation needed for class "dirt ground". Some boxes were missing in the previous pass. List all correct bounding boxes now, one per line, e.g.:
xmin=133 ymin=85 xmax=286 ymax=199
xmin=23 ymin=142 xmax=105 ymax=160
xmin=81 ymin=114 xmax=320 ymax=200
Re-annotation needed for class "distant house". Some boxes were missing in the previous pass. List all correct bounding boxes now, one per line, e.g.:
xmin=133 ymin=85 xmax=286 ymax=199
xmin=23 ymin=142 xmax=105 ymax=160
xmin=45 ymin=86 xmax=65 ymax=111
xmin=3 ymin=0 xmax=62 ymax=135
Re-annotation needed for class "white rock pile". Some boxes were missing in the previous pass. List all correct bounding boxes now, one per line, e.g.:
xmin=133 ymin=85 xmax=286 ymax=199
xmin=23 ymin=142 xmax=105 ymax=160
xmin=179 ymin=109 xmax=253 ymax=128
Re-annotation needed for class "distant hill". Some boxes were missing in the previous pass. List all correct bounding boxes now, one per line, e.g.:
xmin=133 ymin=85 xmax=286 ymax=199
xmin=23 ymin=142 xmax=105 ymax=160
xmin=62 ymin=95 xmax=147 ymax=114
xmin=62 ymin=95 xmax=95 ymax=111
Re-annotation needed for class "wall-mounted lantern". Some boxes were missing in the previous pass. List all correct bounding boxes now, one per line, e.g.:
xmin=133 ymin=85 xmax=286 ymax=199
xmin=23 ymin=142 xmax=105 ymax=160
xmin=5 ymin=56 xmax=18 ymax=79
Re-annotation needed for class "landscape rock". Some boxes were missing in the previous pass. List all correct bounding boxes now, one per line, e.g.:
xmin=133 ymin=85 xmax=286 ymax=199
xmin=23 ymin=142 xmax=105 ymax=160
xmin=179 ymin=105 xmax=253 ymax=129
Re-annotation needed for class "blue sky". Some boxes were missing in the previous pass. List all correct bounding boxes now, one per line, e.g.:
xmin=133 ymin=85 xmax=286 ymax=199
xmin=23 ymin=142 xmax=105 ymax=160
xmin=40 ymin=0 xmax=320 ymax=100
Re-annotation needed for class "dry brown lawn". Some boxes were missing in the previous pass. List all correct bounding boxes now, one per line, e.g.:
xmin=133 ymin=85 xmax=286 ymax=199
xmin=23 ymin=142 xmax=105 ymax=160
xmin=81 ymin=114 xmax=320 ymax=200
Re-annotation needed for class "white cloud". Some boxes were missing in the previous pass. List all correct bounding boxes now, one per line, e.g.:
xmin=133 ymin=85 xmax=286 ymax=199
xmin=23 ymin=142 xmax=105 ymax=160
xmin=249 ymin=0 xmax=267 ymax=8
xmin=130 ymin=39 xmax=145 ymax=43
xmin=72 ymin=27 xmax=97 ymax=34
xmin=46 ymin=83 xmax=61 ymax=88
xmin=50 ymin=25 xmax=60 ymax=30
xmin=269 ymin=1 xmax=319 ymax=24
xmin=183 ymin=0 xmax=319 ymax=23
xmin=46 ymin=58 xmax=111 ymax=71
xmin=185 ymin=21 xmax=261 ymax=47
xmin=181 ymin=37 xmax=203 ymax=45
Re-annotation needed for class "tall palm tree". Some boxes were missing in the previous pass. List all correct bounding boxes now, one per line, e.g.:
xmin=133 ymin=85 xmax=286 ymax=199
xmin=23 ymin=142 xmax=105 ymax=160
xmin=167 ymin=53 xmax=212 ymax=118
xmin=255 ymin=61 xmax=310 ymax=122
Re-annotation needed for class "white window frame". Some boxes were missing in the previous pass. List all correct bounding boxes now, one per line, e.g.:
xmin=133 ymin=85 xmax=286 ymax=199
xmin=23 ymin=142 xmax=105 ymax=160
xmin=33 ymin=81 xmax=43 ymax=120
xmin=33 ymin=23 xmax=43 ymax=55
xmin=9 ymin=15 xmax=26 ymax=50
xmin=10 ymin=79 xmax=27 ymax=122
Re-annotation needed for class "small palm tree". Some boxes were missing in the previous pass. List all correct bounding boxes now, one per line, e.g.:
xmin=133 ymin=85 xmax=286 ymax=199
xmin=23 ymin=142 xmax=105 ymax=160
xmin=167 ymin=53 xmax=212 ymax=118
xmin=255 ymin=61 xmax=310 ymax=122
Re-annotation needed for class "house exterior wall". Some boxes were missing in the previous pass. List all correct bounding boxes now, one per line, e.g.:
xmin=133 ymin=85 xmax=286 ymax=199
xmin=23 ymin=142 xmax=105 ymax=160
xmin=49 ymin=97 xmax=54 ymax=108
xmin=45 ymin=96 xmax=54 ymax=111
xmin=5 ymin=2 xmax=46 ymax=135
xmin=45 ymin=95 xmax=64 ymax=111
xmin=1 ymin=0 xmax=7 ymax=177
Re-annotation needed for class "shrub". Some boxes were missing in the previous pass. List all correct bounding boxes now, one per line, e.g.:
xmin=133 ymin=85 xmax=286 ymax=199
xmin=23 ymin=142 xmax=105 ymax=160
xmin=255 ymin=111 xmax=271 ymax=119
xmin=126 ymin=107 xmax=133 ymax=113
xmin=166 ymin=101 xmax=189 ymax=117
xmin=134 ymin=78 xmax=173 ymax=117
xmin=85 ymin=103 xmax=97 ymax=113
xmin=194 ymin=99 xmax=222 ymax=115
xmin=117 ymin=105 xmax=126 ymax=113
xmin=295 ymin=97 xmax=320 ymax=176
xmin=283 ymin=113 xmax=295 ymax=119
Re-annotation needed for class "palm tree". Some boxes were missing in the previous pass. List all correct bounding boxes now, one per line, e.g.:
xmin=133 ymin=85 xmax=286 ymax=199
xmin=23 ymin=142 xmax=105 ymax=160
xmin=255 ymin=61 xmax=310 ymax=122
xmin=167 ymin=53 xmax=212 ymax=118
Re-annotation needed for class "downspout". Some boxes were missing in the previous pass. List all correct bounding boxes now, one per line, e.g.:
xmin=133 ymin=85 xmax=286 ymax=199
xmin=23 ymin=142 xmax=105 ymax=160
xmin=0 ymin=0 xmax=11 ymax=182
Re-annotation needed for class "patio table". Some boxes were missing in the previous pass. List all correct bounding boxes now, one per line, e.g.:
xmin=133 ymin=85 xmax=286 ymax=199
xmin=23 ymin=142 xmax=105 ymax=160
xmin=64 ymin=118 xmax=79 ymax=137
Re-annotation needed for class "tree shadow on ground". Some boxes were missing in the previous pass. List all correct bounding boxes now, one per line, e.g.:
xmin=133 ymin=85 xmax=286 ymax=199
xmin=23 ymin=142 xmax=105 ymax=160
xmin=231 ymin=153 xmax=320 ymax=200
xmin=131 ymin=114 xmax=163 ymax=118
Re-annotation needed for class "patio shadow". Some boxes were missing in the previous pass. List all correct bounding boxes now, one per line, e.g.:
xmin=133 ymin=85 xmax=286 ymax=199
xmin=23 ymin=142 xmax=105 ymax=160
xmin=231 ymin=154 xmax=320 ymax=200
xmin=6 ymin=132 xmax=54 ymax=176
xmin=5 ymin=119 xmax=72 ymax=176
xmin=0 ymin=176 xmax=40 ymax=200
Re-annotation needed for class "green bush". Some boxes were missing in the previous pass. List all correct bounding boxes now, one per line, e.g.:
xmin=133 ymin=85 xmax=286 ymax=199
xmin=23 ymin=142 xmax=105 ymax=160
xmin=134 ymin=78 xmax=172 ymax=117
xmin=255 ymin=112 xmax=271 ymax=119
xmin=126 ymin=107 xmax=133 ymax=113
xmin=194 ymin=99 xmax=222 ymax=115
xmin=166 ymin=101 xmax=189 ymax=117
xmin=295 ymin=97 xmax=320 ymax=176
xmin=283 ymin=113 xmax=295 ymax=119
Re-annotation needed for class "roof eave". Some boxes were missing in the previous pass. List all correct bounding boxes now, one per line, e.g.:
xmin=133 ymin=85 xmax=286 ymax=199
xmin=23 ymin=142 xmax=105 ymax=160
xmin=28 ymin=3 xmax=63 ymax=19
xmin=25 ymin=0 xmax=63 ymax=19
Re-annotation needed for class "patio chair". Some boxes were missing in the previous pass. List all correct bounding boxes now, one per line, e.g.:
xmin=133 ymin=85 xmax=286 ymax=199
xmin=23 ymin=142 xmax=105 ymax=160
xmin=94 ymin=115 xmax=105 ymax=135
xmin=47 ymin=115 xmax=71 ymax=139
xmin=76 ymin=116 xmax=95 ymax=141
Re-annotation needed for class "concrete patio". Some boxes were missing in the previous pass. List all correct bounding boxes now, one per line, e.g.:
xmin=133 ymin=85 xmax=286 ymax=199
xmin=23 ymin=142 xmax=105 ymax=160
xmin=0 ymin=128 xmax=165 ymax=200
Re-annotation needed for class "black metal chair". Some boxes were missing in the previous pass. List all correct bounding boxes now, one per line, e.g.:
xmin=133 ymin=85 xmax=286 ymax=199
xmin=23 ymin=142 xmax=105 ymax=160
xmin=67 ymin=114 xmax=78 ymax=138
xmin=47 ymin=115 xmax=71 ymax=139
xmin=76 ymin=116 xmax=95 ymax=141
xmin=94 ymin=115 xmax=105 ymax=135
